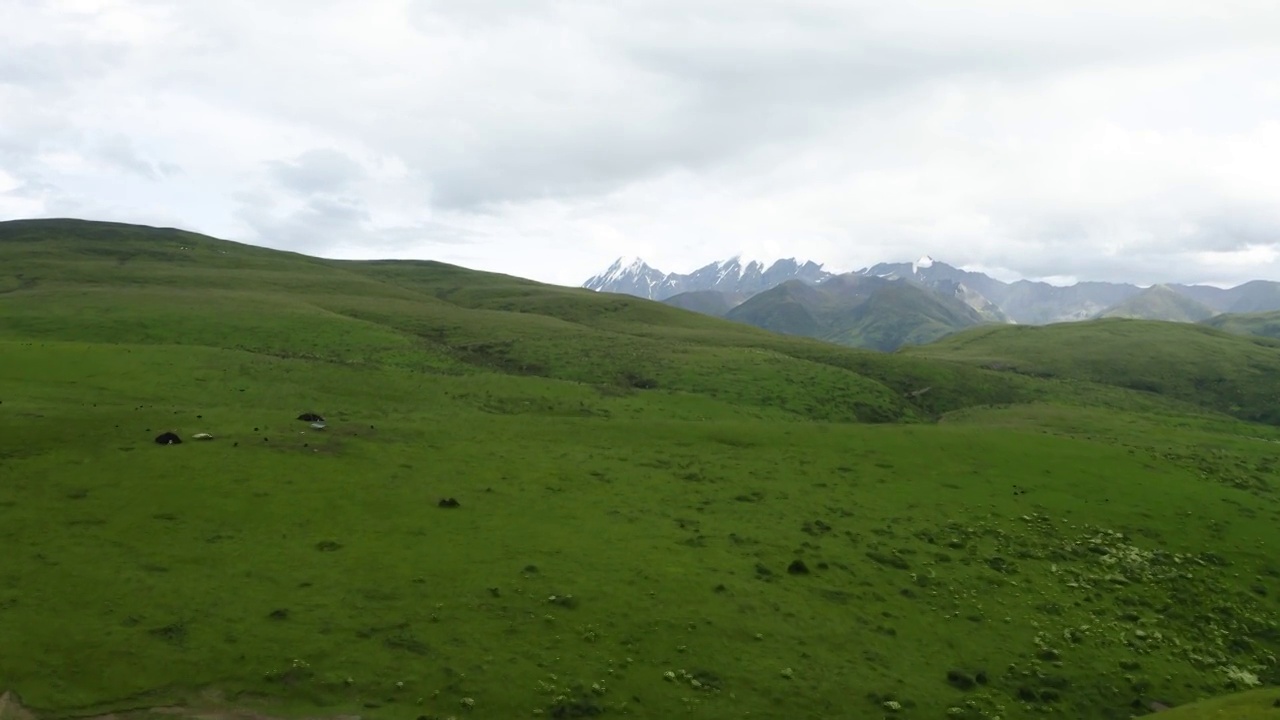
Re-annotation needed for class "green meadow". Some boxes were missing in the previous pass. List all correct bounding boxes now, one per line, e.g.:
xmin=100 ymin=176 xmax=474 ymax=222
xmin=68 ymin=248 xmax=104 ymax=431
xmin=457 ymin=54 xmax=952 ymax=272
xmin=2 ymin=219 xmax=1279 ymax=720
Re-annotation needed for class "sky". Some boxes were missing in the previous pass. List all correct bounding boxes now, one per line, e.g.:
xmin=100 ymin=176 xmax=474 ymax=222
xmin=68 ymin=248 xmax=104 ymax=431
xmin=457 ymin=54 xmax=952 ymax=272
xmin=2 ymin=1 xmax=1279 ymax=288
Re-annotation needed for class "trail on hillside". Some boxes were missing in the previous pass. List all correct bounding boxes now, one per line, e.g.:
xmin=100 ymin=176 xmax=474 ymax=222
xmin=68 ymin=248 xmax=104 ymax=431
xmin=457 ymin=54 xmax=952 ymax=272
xmin=0 ymin=693 xmax=361 ymax=720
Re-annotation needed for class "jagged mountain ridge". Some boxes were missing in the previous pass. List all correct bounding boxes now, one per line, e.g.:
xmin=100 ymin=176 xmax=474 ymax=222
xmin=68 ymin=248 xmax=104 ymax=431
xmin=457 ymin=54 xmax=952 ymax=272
xmin=587 ymin=255 xmax=1280 ymax=327
xmin=584 ymin=255 xmax=831 ymax=300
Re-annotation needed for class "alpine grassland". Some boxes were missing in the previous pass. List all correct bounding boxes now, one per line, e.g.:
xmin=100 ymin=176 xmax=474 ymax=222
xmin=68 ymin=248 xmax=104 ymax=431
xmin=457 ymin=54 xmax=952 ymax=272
xmin=2 ymin=219 xmax=1279 ymax=720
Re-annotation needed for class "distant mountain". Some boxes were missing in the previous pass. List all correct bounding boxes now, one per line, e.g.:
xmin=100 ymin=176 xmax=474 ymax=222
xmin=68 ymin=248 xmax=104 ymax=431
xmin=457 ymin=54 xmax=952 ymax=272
xmin=1169 ymin=280 xmax=1280 ymax=313
xmin=582 ymin=257 xmax=672 ymax=298
xmin=724 ymin=274 xmax=988 ymax=351
xmin=1097 ymin=285 xmax=1217 ymax=322
xmin=584 ymin=254 xmax=1280 ymax=343
xmin=1203 ymin=310 xmax=1280 ymax=340
xmin=862 ymin=257 xmax=1138 ymax=324
xmin=661 ymin=290 xmax=748 ymax=317
xmin=585 ymin=255 xmax=831 ymax=300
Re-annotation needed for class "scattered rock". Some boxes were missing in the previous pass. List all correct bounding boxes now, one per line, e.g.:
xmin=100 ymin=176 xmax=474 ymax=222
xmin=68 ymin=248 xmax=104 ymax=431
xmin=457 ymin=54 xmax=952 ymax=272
xmin=310 ymin=422 xmax=326 ymax=430
xmin=192 ymin=433 xmax=214 ymax=440
xmin=787 ymin=560 xmax=810 ymax=575
xmin=268 ymin=608 xmax=289 ymax=620
xmin=438 ymin=498 xmax=460 ymax=508
xmin=297 ymin=413 xmax=324 ymax=422
xmin=946 ymin=670 xmax=975 ymax=690
xmin=154 ymin=432 xmax=182 ymax=445
xmin=315 ymin=540 xmax=343 ymax=552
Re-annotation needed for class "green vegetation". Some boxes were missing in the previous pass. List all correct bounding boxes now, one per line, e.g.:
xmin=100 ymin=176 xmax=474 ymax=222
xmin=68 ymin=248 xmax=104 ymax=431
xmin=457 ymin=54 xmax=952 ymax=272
xmin=1205 ymin=310 xmax=1280 ymax=340
xmin=908 ymin=318 xmax=1280 ymax=424
xmin=1097 ymin=285 xmax=1218 ymax=323
xmin=2 ymin=219 xmax=1279 ymax=720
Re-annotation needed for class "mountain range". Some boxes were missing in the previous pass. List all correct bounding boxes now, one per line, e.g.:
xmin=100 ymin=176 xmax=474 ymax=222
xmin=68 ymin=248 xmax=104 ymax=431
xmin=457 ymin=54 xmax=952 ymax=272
xmin=584 ymin=254 xmax=1280 ymax=350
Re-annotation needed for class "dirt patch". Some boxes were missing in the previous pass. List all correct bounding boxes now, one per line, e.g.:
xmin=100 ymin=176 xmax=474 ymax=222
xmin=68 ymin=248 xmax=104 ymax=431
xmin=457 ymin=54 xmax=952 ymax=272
xmin=0 ymin=692 xmax=360 ymax=720
xmin=1 ymin=692 xmax=37 ymax=720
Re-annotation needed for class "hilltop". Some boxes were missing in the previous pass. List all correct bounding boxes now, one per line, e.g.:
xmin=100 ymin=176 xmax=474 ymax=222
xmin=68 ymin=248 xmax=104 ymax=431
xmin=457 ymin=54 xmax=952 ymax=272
xmin=1097 ymin=285 xmax=1218 ymax=323
xmin=2 ymin=219 xmax=1279 ymax=720
xmin=906 ymin=318 xmax=1280 ymax=424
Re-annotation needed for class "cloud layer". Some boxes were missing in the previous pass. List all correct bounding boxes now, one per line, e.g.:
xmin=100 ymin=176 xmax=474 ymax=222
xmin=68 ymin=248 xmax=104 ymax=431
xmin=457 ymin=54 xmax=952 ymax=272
xmin=2 ymin=0 xmax=1278 ymax=287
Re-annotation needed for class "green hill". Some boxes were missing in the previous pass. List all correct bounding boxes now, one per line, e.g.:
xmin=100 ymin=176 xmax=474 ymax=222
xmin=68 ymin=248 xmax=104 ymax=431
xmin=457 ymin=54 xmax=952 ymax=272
xmin=2 ymin=219 xmax=1280 ymax=720
xmin=906 ymin=317 xmax=1280 ymax=424
xmin=1097 ymin=284 xmax=1218 ymax=322
xmin=1204 ymin=310 xmax=1280 ymax=340
xmin=725 ymin=275 xmax=988 ymax=351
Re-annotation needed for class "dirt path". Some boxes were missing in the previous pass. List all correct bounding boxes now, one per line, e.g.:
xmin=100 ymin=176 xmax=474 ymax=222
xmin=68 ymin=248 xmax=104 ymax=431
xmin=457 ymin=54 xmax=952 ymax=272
xmin=0 ymin=693 xmax=361 ymax=720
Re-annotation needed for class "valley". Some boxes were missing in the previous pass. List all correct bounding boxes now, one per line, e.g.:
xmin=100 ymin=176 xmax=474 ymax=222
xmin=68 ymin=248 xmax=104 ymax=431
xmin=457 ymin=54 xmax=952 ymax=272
xmin=1 ymin=220 xmax=1279 ymax=719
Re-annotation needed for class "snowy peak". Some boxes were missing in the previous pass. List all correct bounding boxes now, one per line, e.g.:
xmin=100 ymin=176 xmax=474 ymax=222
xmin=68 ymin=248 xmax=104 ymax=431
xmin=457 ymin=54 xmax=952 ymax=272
xmin=914 ymin=255 xmax=934 ymax=273
xmin=583 ymin=254 xmax=833 ymax=301
xmin=583 ymin=256 xmax=670 ymax=298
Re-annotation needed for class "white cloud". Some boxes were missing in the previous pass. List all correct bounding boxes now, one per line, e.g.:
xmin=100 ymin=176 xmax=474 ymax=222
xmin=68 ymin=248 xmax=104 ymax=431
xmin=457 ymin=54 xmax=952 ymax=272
xmin=1 ymin=0 xmax=1278 ymax=287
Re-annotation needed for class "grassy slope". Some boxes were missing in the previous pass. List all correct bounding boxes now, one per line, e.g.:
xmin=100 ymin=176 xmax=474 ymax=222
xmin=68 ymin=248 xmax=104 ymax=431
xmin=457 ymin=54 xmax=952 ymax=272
xmin=1205 ymin=310 xmax=1280 ymax=340
xmin=2 ymin=220 xmax=1279 ymax=720
xmin=907 ymin=319 xmax=1280 ymax=425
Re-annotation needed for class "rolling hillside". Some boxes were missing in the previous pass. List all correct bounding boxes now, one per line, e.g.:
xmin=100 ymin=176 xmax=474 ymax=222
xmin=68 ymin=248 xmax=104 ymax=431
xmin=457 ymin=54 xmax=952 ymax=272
xmin=2 ymin=219 xmax=1280 ymax=720
xmin=1097 ymin=284 xmax=1218 ymax=322
xmin=907 ymin=318 xmax=1280 ymax=424
xmin=1204 ymin=310 xmax=1280 ymax=340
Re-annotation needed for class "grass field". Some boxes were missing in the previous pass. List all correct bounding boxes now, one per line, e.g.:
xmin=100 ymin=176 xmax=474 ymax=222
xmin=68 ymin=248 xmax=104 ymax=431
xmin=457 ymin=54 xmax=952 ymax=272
xmin=2 ymin=219 xmax=1279 ymax=719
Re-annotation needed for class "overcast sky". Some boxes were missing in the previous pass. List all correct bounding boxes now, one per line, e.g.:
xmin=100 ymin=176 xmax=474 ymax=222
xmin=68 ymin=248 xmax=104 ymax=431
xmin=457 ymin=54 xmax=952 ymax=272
xmin=2 ymin=1 xmax=1279 ymax=287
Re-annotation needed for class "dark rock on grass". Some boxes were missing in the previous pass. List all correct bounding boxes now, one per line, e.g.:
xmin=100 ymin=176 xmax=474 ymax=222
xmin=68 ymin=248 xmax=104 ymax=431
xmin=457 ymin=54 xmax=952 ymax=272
xmin=975 ymin=670 xmax=988 ymax=685
xmin=1273 ymin=698 xmax=1280 ymax=708
xmin=315 ymin=540 xmax=343 ymax=552
xmin=268 ymin=608 xmax=289 ymax=620
xmin=1038 ymin=689 xmax=1061 ymax=703
xmin=523 ymin=564 xmax=539 ymax=574
xmin=1017 ymin=686 xmax=1038 ymax=702
xmin=438 ymin=497 xmax=460 ymax=508
xmin=549 ymin=697 xmax=603 ymax=717
xmin=754 ymin=563 xmax=775 ymax=580
xmin=154 ymin=431 xmax=182 ymax=445
xmin=866 ymin=551 xmax=910 ymax=570
xmin=787 ymin=560 xmax=810 ymax=575
xmin=946 ymin=670 xmax=975 ymax=690
xmin=297 ymin=412 xmax=325 ymax=422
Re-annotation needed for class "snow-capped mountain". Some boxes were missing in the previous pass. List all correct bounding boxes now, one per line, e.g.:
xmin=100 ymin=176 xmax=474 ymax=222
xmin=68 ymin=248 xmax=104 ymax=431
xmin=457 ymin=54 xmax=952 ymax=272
xmin=586 ymin=253 xmax=1280 ymax=328
xmin=584 ymin=255 xmax=832 ymax=300
xmin=582 ymin=257 xmax=672 ymax=298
